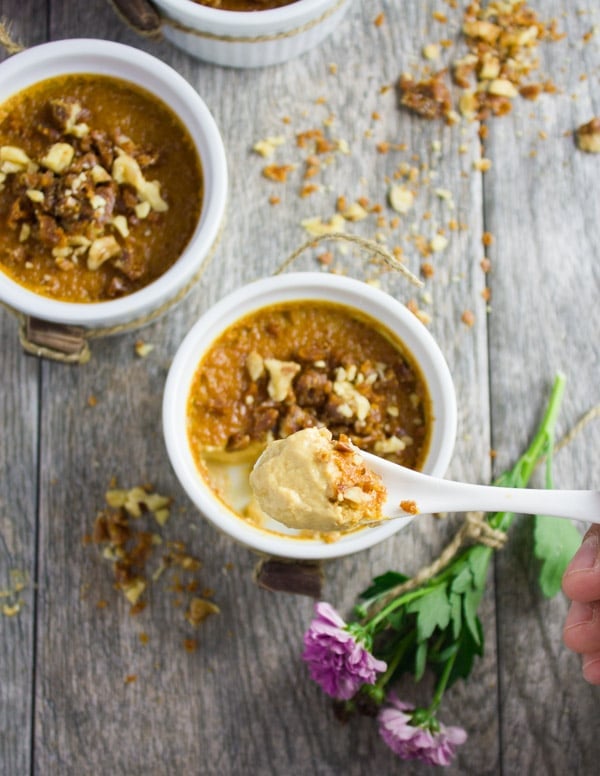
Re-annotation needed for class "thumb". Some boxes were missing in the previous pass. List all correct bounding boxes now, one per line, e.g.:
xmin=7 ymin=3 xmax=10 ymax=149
xmin=562 ymin=525 xmax=600 ymax=603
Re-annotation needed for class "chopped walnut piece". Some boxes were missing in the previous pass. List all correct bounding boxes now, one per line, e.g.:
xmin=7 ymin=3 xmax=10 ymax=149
xmin=40 ymin=142 xmax=74 ymax=173
xmin=463 ymin=20 xmax=501 ymax=43
xmin=398 ymin=71 xmax=453 ymax=122
xmin=374 ymin=436 xmax=407 ymax=455
xmin=264 ymin=358 xmax=301 ymax=402
xmin=246 ymin=351 xmax=264 ymax=381
xmin=122 ymin=578 xmax=146 ymax=605
xmin=301 ymin=213 xmax=346 ymax=237
xmin=388 ymin=185 xmax=415 ymax=214
xmin=332 ymin=379 xmax=371 ymax=422
xmin=575 ymin=118 xmax=600 ymax=154
xmin=252 ymin=135 xmax=285 ymax=158
xmin=430 ymin=234 xmax=448 ymax=253
xmin=134 ymin=340 xmax=154 ymax=358
xmin=112 ymin=151 xmax=168 ymax=212
xmin=0 ymin=145 xmax=33 ymax=173
xmin=488 ymin=78 xmax=518 ymax=98
xmin=87 ymin=235 xmax=121 ymax=271
xmin=342 ymin=202 xmax=369 ymax=222
xmin=186 ymin=597 xmax=220 ymax=627
xmin=473 ymin=158 xmax=492 ymax=172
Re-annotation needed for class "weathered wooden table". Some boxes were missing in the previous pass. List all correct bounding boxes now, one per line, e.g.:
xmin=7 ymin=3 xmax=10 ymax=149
xmin=1 ymin=1 xmax=599 ymax=774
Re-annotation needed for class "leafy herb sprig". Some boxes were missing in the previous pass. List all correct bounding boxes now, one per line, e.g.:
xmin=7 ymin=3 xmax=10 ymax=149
xmin=349 ymin=372 xmax=580 ymax=712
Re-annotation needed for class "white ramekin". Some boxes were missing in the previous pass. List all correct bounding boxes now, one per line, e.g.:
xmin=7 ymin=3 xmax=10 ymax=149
xmin=0 ymin=39 xmax=227 ymax=328
xmin=152 ymin=0 xmax=353 ymax=68
xmin=163 ymin=272 xmax=457 ymax=561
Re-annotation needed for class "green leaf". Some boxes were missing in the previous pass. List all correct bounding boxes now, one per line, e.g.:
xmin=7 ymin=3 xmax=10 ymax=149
xmin=386 ymin=610 xmax=405 ymax=631
xmin=406 ymin=584 xmax=451 ymax=642
xmin=534 ymin=514 xmax=582 ymax=597
xmin=449 ymin=559 xmax=473 ymax=593
xmin=359 ymin=571 xmax=409 ymax=601
xmin=449 ymin=591 xmax=462 ymax=641
xmin=447 ymin=619 xmax=484 ymax=688
xmin=468 ymin=545 xmax=493 ymax=591
xmin=414 ymin=640 xmax=428 ymax=682
xmin=463 ymin=586 xmax=484 ymax=646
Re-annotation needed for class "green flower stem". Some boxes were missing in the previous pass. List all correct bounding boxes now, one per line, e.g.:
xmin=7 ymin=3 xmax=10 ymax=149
xmin=374 ymin=630 xmax=416 ymax=691
xmin=490 ymin=372 xmax=565 ymax=533
xmin=366 ymin=585 xmax=445 ymax=633
xmin=429 ymin=647 xmax=459 ymax=714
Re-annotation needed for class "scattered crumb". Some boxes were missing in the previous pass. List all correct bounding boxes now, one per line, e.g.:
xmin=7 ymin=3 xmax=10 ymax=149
xmin=461 ymin=309 xmax=475 ymax=327
xmin=186 ymin=597 xmax=220 ymax=627
xmin=134 ymin=340 xmax=154 ymax=358
xmin=87 ymin=484 xmax=218 ymax=650
xmin=400 ymin=499 xmax=419 ymax=514
xmin=575 ymin=118 xmax=600 ymax=153
xmin=262 ymin=164 xmax=295 ymax=183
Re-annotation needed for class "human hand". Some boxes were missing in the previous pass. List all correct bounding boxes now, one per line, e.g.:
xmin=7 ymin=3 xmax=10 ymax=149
xmin=562 ymin=525 xmax=600 ymax=684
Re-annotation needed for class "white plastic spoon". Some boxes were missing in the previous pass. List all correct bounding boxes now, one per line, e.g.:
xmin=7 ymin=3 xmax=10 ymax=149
xmin=361 ymin=450 xmax=600 ymax=524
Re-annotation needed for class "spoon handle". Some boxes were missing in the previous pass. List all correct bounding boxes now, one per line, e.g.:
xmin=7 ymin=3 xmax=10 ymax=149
xmin=394 ymin=478 xmax=600 ymax=523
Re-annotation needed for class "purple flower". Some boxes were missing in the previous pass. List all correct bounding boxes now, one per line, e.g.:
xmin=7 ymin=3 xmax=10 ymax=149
xmin=378 ymin=694 xmax=467 ymax=767
xmin=302 ymin=602 xmax=387 ymax=700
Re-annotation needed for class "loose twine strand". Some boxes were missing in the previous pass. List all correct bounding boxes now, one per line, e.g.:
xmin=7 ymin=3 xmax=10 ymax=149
xmin=274 ymin=232 xmax=423 ymax=287
xmin=0 ymin=19 xmax=23 ymax=54
xmin=367 ymin=405 xmax=600 ymax=616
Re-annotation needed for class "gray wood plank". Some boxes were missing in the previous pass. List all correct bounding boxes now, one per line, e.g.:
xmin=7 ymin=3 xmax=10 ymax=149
xmin=0 ymin=5 xmax=49 ymax=775
xmin=483 ymin=1 xmax=600 ymax=774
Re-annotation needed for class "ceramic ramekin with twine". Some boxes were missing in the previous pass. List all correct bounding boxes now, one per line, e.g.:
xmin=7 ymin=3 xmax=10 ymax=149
xmin=0 ymin=38 xmax=228 ymax=363
xmin=111 ymin=0 xmax=353 ymax=68
xmin=163 ymin=271 xmax=458 ymax=584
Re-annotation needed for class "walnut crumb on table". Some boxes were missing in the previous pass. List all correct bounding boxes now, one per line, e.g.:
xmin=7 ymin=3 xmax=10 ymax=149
xmin=87 ymin=484 xmax=219 ymax=651
xmin=575 ymin=118 xmax=600 ymax=153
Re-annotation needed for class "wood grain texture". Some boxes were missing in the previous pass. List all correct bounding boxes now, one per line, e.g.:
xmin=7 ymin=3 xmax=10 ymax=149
xmin=484 ymin=2 xmax=600 ymax=774
xmin=0 ymin=7 xmax=49 ymax=776
xmin=0 ymin=0 xmax=598 ymax=774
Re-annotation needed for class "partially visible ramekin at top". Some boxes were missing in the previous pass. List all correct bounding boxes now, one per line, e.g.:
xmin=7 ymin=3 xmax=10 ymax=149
xmin=151 ymin=0 xmax=353 ymax=68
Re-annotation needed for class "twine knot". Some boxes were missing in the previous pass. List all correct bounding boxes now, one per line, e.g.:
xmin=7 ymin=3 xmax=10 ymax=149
xmin=463 ymin=511 xmax=508 ymax=550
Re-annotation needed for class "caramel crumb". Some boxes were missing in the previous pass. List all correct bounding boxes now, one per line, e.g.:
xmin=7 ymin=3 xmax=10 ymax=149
xmin=482 ymin=231 xmax=494 ymax=246
xmin=183 ymin=638 xmax=198 ymax=653
xmin=87 ymin=395 xmax=97 ymax=407
xmin=400 ymin=499 xmax=419 ymax=514
xmin=317 ymin=251 xmax=334 ymax=266
xmin=262 ymin=164 xmax=295 ymax=183
xmin=124 ymin=675 xmax=137 ymax=684
xmin=461 ymin=310 xmax=475 ymax=327
xmin=374 ymin=12 xmax=385 ymax=27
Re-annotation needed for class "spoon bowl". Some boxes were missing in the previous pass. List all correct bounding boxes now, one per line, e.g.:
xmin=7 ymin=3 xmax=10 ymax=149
xmin=361 ymin=451 xmax=600 ymax=525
